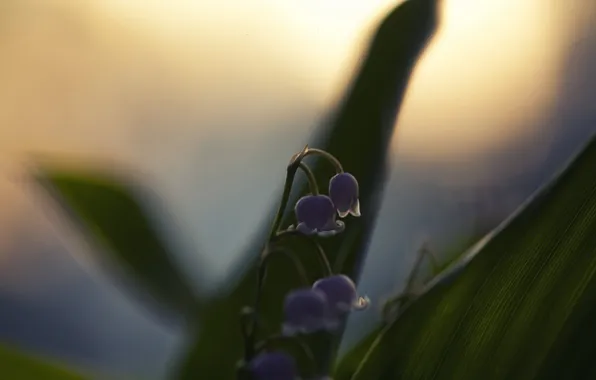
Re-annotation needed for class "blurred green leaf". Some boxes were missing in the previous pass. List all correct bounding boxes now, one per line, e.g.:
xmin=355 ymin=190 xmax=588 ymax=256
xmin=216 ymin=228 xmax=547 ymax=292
xmin=176 ymin=0 xmax=442 ymax=378
xmin=33 ymin=166 xmax=202 ymax=321
xmin=0 ymin=344 xmax=85 ymax=379
xmin=352 ymin=135 xmax=596 ymax=379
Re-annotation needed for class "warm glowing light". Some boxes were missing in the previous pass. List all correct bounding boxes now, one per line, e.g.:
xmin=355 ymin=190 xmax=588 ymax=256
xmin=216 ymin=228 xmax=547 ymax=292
xmin=394 ymin=0 xmax=562 ymax=159
xmin=90 ymin=1 xmax=564 ymax=162
xmin=120 ymin=0 xmax=562 ymax=161
xmin=0 ymin=0 xmax=572 ymax=277
xmin=268 ymin=0 xmax=397 ymax=72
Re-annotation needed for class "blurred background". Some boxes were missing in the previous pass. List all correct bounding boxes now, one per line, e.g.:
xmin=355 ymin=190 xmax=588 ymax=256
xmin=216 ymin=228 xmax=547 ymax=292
xmin=0 ymin=0 xmax=594 ymax=378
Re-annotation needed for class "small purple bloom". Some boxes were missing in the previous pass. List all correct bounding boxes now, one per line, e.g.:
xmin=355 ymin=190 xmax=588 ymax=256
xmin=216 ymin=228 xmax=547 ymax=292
xmin=312 ymin=275 xmax=369 ymax=320
xmin=282 ymin=288 xmax=335 ymax=336
xmin=329 ymin=173 xmax=360 ymax=218
xmin=248 ymin=351 xmax=297 ymax=380
xmin=294 ymin=195 xmax=345 ymax=237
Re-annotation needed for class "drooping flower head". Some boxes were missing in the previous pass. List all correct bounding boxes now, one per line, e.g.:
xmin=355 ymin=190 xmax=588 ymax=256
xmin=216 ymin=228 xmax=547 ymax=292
xmin=294 ymin=195 xmax=345 ymax=237
xmin=282 ymin=288 xmax=334 ymax=336
xmin=248 ymin=351 xmax=297 ymax=380
xmin=329 ymin=173 xmax=360 ymax=218
xmin=312 ymin=275 xmax=369 ymax=320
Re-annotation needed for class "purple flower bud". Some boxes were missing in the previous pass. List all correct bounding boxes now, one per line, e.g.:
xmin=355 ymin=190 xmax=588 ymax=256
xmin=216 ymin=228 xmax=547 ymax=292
xmin=329 ymin=173 xmax=360 ymax=218
xmin=282 ymin=288 xmax=336 ymax=336
xmin=294 ymin=195 xmax=345 ymax=237
xmin=312 ymin=275 xmax=368 ymax=320
xmin=248 ymin=351 xmax=297 ymax=380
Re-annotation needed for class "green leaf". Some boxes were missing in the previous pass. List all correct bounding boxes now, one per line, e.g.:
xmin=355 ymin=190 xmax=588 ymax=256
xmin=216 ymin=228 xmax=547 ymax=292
xmin=334 ymin=232 xmax=483 ymax=380
xmin=176 ymin=0 xmax=442 ymax=378
xmin=32 ymin=165 xmax=203 ymax=321
xmin=0 ymin=344 xmax=86 ymax=379
xmin=352 ymin=135 xmax=596 ymax=379
xmin=334 ymin=326 xmax=385 ymax=380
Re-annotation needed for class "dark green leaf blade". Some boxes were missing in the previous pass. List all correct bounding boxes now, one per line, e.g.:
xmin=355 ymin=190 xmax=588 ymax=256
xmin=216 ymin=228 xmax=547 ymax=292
xmin=352 ymin=135 xmax=596 ymax=380
xmin=0 ymin=344 xmax=86 ymax=379
xmin=32 ymin=165 xmax=203 ymax=321
xmin=334 ymin=326 xmax=384 ymax=380
xmin=334 ymin=232 xmax=483 ymax=380
xmin=176 ymin=0 xmax=442 ymax=378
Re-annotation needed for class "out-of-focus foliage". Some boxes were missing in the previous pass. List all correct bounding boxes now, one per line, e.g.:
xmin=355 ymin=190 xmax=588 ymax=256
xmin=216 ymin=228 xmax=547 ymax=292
xmin=33 ymin=168 xmax=203 ymax=322
xmin=0 ymin=344 xmax=85 ymax=379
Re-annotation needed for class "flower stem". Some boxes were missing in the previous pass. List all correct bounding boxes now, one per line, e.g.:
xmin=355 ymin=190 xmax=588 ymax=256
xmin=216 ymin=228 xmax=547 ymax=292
xmin=243 ymin=146 xmax=340 ymax=367
xmin=303 ymin=148 xmax=344 ymax=173
xmin=245 ymin=146 xmax=311 ymax=362
xmin=273 ymin=229 xmax=333 ymax=276
xmin=260 ymin=245 xmax=311 ymax=287
xmin=381 ymin=243 xmax=437 ymax=323
xmin=268 ymin=146 xmax=309 ymax=240
xmin=381 ymin=293 xmax=413 ymax=322
xmin=404 ymin=242 xmax=435 ymax=293
xmin=298 ymin=162 xmax=319 ymax=195
xmin=239 ymin=307 xmax=257 ymax=360
xmin=243 ymin=260 xmax=267 ymax=361
xmin=268 ymin=168 xmax=299 ymax=240
xmin=423 ymin=245 xmax=440 ymax=275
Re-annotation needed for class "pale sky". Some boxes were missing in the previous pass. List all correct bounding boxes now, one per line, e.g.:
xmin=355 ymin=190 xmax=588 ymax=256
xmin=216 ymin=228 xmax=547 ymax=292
xmin=0 ymin=0 xmax=566 ymax=161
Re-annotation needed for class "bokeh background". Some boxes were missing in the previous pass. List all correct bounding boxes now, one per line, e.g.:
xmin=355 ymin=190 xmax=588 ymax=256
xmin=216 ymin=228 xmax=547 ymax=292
xmin=0 ymin=0 xmax=594 ymax=378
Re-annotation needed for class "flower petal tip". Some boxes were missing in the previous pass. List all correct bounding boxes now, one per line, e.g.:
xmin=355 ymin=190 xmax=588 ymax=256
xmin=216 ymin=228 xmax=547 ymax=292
xmin=353 ymin=295 xmax=370 ymax=310
xmin=281 ymin=324 xmax=298 ymax=337
xmin=316 ymin=220 xmax=345 ymax=237
xmin=337 ymin=209 xmax=349 ymax=218
xmin=350 ymin=200 xmax=361 ymax=217
xmin=296 ymin=222 xmax=316 ymax=235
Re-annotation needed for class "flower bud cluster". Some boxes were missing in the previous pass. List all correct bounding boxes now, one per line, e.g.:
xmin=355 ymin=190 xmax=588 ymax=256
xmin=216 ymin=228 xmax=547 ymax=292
xmin=241 ymin=147 xmax=368 ymax=380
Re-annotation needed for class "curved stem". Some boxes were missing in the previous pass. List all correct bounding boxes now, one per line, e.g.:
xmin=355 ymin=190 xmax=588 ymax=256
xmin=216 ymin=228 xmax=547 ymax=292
xmin=268 ymin=169 xmax=299 ymax=240
xmin=311 ymin=240 xmax=333 ymax=277
xmin=303 ymin=148 xmax=344 ymax=173
xmin=239 ymin=307 xmax=256 ymax=360
xmin=298 ymin=162 xmax=319 ymax=195
xmin=261 ymin=245 xmax=311 ymax=287
xmin=235 ymin=363 xmax=252 ymax=380
xmin=405 ymin=242 xmax=429 ymax=292
xmin=245 ymin=244 xmax=311 ymax=361
xmin=381 ymin=292 xmax=413 ymax=322
xmin=423 ymin=245 xmax=440 ymax=275
xmin=245 ymin=146 xmax=311 ymax=362
xmin=254 ymin=246 xmax=311 ymax=326
xmin=331 ymin=226 xmax=359 ymax=274
xmin=268 ymin=146 xmax=310 ymax=239
xmin=381 ymin=291 xmax=417 ymax=322
xmin=273 ymin=229 xmax=333 ymax=276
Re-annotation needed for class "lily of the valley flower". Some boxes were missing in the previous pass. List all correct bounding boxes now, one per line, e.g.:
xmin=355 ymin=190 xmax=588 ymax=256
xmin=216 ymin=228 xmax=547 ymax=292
xmin=248 ymin=351 xmax=298 ymax=380
xmin=294 ymin=195 xmax=345 ymax=237
xmin=329 ymin=173 xmax=361 ymax=218
xmin=312 ymin=275 xmax=369 ymax=320
xmin=282 ymin=288 xmax=334 ymax=336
